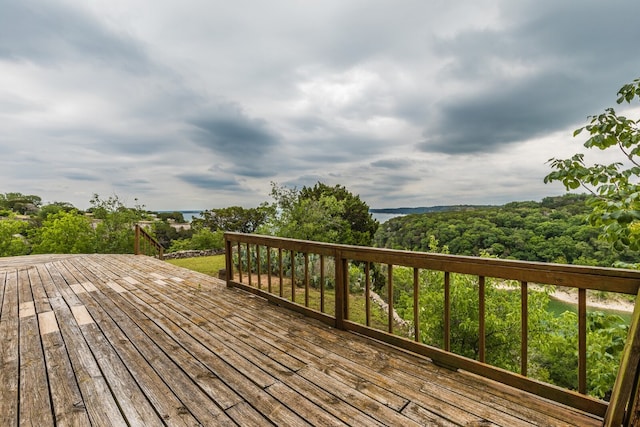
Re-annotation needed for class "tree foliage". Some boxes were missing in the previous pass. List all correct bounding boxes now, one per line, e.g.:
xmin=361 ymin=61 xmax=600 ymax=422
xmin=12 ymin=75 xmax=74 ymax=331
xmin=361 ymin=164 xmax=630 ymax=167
xmin=545 ymin=78 xmax=640 ymax=251
xmin=374 ymin=194 xmax=633 ymax=266
xmin=157 ymin=211 xmax=186 ymax=223
xmin=193 ymin=204 xmax=273 ymax=233
xmin=31 ymin=211 xmax=96 ymax=254
xmin=299 ymin=183 xmax=379 ymax=246
xmin=0 ymin=192 xmax=42 ymax=214
xmin=531 ymin=310 xmax=628 ymax=400
xmin=265 ymin=182 xmax=378 ymax=245
xmin=0 ymin=219 xmax=30 ymax=256
xmin=152 ymin=220 xmax=192 ymax=249
xmin=168 ymin=228 xmax=224 ymax=252
xmin=89 ymin=194 xmax=146 ymax=253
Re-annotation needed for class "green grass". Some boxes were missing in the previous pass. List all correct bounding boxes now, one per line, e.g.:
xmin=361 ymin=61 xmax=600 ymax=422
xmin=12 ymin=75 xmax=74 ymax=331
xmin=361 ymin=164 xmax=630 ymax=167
xmin=166 ymin=255 xmax=226 ymax=277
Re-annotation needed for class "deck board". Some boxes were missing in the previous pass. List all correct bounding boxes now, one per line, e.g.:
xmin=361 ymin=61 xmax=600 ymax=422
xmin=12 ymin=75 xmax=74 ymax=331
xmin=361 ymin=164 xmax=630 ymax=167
xmin=0 ymin=254 xmax=604 ymax=426
xmin=1 ymin=268 xmax=19 ymax=426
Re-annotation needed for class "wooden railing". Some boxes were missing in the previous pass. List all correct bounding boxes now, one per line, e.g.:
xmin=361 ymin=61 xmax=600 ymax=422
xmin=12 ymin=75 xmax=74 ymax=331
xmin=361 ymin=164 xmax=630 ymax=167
xmin=134 ymin=224 xmax=164 ymax=260
xmin=224 ymin=232 xmax=640 ymax=425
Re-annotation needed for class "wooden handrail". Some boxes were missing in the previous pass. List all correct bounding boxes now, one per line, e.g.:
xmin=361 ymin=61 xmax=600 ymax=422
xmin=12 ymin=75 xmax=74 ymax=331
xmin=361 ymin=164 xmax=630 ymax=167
xmin=223 ymin=232 xmax=640 ymax=424
xmin=134 ymin=224 xmax=164 ymax=260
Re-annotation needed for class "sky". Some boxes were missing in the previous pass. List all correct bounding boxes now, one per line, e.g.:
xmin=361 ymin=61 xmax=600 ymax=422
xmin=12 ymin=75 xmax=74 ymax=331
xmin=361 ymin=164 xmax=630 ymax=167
xmin=2 ymin=0 xmax=640 ymax=211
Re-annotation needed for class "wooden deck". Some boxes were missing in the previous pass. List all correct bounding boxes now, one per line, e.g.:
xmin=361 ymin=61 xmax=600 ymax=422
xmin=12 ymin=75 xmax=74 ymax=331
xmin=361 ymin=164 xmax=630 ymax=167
xmin=0 ymin=254 xmax=604 ymax=426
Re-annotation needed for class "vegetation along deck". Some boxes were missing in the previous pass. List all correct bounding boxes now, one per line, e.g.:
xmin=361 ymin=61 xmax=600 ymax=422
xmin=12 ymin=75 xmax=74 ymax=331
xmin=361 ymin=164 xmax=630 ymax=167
xmin=0 ymin=254 xmax=603 ymax=426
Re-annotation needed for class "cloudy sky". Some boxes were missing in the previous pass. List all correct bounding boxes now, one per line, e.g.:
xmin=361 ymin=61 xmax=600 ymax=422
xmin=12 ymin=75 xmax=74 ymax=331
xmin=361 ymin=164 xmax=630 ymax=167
xmin=2 ymin=0 xmax=640 ymax=211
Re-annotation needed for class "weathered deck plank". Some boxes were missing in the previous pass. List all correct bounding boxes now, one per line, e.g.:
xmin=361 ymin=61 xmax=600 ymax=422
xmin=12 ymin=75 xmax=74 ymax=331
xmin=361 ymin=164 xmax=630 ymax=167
xmin=36 ymin=263 xmax=94 ymax=426
xmin=56 ymin=261 xmax=164 ymax=426
xmin=0 ymin=268 xmax=19 ymax=427
xmin=59 ymin=261 xmax=219 ymax=426
xmin=46 ymin=262 xmax=127 ymax=427
xmin=18 ymin=267 xmax=54 ymax=426
xmin=0 ymin=254 xmax=604 ymax=426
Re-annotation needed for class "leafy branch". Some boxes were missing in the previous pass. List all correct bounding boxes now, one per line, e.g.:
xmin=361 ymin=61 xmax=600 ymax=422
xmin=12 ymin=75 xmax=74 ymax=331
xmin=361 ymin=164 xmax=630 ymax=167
xmin=545 ymin=78 xmax=640 ymax=251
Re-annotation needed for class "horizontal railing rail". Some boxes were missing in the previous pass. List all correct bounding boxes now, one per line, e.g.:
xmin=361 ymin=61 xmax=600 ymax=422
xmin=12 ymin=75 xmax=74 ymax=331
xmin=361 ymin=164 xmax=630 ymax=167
xmin=134 ymin=224 xmax=164 ymax=260
xmin=224 ymin=232 xmax=640 ymax=425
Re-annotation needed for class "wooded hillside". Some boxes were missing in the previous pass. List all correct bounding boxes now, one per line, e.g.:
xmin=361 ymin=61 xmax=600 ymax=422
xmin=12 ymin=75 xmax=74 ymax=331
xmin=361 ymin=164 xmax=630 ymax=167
xmin=373 ymin=194 xmax=636 ymax=267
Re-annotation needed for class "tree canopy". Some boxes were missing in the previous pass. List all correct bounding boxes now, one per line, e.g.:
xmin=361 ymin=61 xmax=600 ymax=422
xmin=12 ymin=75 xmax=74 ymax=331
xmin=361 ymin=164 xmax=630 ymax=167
xmin=545 ymin=77 xmax=640 ymax=251
xmin=0 ymin=192 xmax=42 ymax=214
xmin=265 ymin=182 xmax=379 ymax=246
xmin=373 ymin=194 xmax=634 ymax=267
xmin=89 ymin=194 xmax=147 ymax=253
xmin=0 ymin=219 xmax=30 ymax=257
xmin=31 ymin=210 xmax=95 ymax=254
xmin=193 ymin=204 xmax=272 ymax=233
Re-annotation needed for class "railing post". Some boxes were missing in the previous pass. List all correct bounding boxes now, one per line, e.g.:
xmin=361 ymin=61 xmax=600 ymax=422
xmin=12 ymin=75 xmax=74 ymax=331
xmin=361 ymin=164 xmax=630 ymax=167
xmin=237 ymin=242 xmax=243 ymax=283
xmin=320 ymin=255 xmax=325 ymax=313
xmin=413 ymin=267 xmax=419 ymax=342
xmin=134 ymin=224 xmax=141 ymax=255
xmin=444 ymin=272 xmax=451 ymax=352
xmin=479 ymin=275 xmax=486 ymax=363
xmin=225 ymin=236 xmax=233 ymax=288
xmin=247 ymin=243 xmax=252 ymax=287
xmin=278 ymin=248 xmax=283 ymax=297
xmin=365 ymin=262 xmax=371 ymax=327
xmin=578 ymin=288 xmax=587 ymax=394
xmin=304 ymin=252 xmax=310 ymax=307
xmin=521 ymin=281 xmax=528 ymax=376
xmin=291 ymin=250 xmax=296 ymax=303
xmin=267 ymin=247 xmax=272 ymax=293
xmin=388 ymin=264 xmax=394 ymax=334
xmin=335 ymin=249 xmax=346 ymax=330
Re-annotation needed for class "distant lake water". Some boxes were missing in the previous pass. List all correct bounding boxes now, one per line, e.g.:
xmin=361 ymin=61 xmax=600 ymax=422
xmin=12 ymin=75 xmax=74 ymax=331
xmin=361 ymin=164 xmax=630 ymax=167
xmin=370 ymin=212 xmax=405 ymax=223
xmin=181 ymin=211 xmax=201 ymax=222
xmin=158 ymin=210 xmax=201 ymax=222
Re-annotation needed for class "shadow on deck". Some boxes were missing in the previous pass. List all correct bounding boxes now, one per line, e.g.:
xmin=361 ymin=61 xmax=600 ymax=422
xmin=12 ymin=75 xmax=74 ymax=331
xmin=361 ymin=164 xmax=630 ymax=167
xmin=1 ymin=254 xmax=604 ymax=426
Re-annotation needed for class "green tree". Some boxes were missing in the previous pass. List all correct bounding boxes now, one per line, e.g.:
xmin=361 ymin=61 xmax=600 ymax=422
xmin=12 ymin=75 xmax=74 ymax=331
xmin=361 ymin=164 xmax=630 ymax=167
xmin=89 ymin=194 xmax=145 ymax=253
xmin=190 ymin=228 xmax=224 ymax=250
xmin=31 ymin=201 xmax=78 ymax=228
xmin=37 ymin=201 xmax=77 ymax=218
xmin=168 ymin=228 xmax=224 ymax=252
xmin=0 ymin=192 xmax=42 ymax=214
xmin=31 ymin=211 xmax=96 ymax=254
xmin=532 ymin=311 xmax=628 ymax=400
xmin=0 ymin=219 xmax=30 ymax=256
xmin=156 ymin=211 xmax=186 ymax=223
xmin=193 ymin=204 xmax=273 ymax=233
xmin=373 ymin=194 xmax=631 ymax=266
xmin=299 ymin=183 xmax=379 ymax=246
xmin=265 ymin=182 xmax=378 ymax=245
xmin=152 ymin=220 xmax=192 ymax=249
xmin=545 ymin=78 xmax=640 ymax=251
xmin=269 ymin=193 xmax=347 ymax=242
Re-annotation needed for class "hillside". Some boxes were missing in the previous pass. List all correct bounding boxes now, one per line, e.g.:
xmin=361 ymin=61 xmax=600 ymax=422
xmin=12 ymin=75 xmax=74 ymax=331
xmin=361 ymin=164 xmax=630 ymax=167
xmin=373 ymin=194 xmax=636 ymax=267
